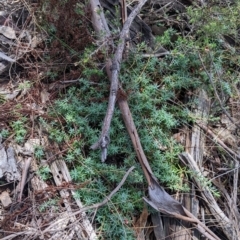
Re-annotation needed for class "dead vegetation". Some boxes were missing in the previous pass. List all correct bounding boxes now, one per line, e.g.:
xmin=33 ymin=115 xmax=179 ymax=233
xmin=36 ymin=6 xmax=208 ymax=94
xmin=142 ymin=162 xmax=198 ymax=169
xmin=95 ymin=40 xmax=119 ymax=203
xmin=0 ymin=0 xmax=240 ymax=239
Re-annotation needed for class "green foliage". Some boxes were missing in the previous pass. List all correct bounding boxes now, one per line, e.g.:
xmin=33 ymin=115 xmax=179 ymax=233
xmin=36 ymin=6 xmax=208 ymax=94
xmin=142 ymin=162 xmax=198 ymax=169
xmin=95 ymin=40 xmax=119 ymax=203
xmin=75 ymin=3 xmax=84 ymax=15
xmin=46 ymin=70 xmax=58 ymax=80
xmin=34 ymin=145 xmax=45 ymax=160
xmin=18 ymin=81 xmax=32 ymax=91
xmin=191 ymin=171 xmax=220 ymax=198
xmin=37 ymin=166 xmax=51 ymax=181
xmin=185 ymin=2 xmax=240 ymax=100
xmin=11 ymin=118 xmax=27 ymax=143
xmin=39 ymin=198 xmax=58 ymax=212
xmin=155 ymin=28 xmax=177 ymax=46
xmin=0 ymin=129 xmax=10 ymax=139
xmin=120 ymin=51 xmax=202 ymax=189
xmin=187 ymin=3 xmax=239 ymax=38
xmin=42 ymin=44 xmax=202 ymax=236
xmin=0 ymin=95 xmax=6 ymax=104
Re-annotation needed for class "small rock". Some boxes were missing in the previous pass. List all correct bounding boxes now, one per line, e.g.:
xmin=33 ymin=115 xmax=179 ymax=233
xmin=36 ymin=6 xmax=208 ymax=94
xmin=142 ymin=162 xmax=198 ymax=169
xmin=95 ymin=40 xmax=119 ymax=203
xmin=0 ymin=191 xmax=12 ymax=208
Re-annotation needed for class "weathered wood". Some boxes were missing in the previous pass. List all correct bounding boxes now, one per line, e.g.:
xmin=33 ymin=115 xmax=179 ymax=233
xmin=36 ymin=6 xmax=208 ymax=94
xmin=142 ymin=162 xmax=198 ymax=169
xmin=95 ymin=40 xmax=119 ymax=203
xmin=50 ymin=159 xmax=97 ymax=240
xmin=188 ymin=90 xmax=210 ymax=166
xmin=0 ymin=137 xmax=20 ymax=182
xmin=188 ymin=89 xmax=210 ymax=240
xmin=179 ymin=152 xmax=234 ymax=240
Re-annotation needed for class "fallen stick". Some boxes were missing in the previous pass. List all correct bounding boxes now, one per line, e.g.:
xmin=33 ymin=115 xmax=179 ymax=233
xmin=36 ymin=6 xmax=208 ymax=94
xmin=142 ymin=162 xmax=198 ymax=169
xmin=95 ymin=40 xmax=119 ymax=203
xmin=91 ymin=0 xmax=148 ymax=162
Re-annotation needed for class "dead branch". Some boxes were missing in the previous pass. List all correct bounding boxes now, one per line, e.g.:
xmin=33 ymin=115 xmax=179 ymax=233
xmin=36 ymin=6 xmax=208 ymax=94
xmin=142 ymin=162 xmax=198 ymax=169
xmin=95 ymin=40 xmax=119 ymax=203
xmin=232 ymin=159 xmax=239 ymax=209
xmin=212 ymin=179 xmax=240 ymax=230
xmin=91 ymin=0 xmax=148 ymax=162
xmin=141 ymin=51 xmax=170 ymax=58
xmin=89 ymin=0 xmax=111 ymax=42
xmin=117 ymin=97 xmax=154 ymax=186
xmin=179 ymin=152 xmax=237 ymax=239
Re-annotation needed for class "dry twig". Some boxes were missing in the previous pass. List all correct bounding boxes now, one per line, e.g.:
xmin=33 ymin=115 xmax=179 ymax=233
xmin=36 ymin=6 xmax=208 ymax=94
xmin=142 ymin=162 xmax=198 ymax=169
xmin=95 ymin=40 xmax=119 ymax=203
xmin=91 ymin=0 xmax=148 ymax=162
xmin=198 ymin=122 xmax=240 ymax=159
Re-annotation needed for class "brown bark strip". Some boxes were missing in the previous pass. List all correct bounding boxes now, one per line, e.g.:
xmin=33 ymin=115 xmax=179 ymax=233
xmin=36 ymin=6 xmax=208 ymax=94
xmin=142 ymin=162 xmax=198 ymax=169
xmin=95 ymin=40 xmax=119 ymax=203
xmin=117 ymin=96 xmax=154 ymax=187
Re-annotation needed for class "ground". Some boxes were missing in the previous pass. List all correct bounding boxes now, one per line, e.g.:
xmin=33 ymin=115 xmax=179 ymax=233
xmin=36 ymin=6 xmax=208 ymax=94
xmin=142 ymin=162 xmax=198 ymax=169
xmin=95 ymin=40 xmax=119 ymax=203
xmin=0 ymin=0 xmax=240 ymax=239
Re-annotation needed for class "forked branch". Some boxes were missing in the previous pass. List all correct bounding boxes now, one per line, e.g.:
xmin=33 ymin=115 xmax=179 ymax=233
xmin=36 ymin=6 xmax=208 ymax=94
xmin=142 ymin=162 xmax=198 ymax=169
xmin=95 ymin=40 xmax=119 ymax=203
xmin=90 ymin=0 xmax=148 ymax=162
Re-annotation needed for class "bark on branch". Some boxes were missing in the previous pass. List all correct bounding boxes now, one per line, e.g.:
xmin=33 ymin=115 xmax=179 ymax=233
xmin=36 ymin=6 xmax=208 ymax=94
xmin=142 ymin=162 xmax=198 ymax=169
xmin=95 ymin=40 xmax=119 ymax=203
xmin=90 ymin=0 xmax=148 ymax=162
